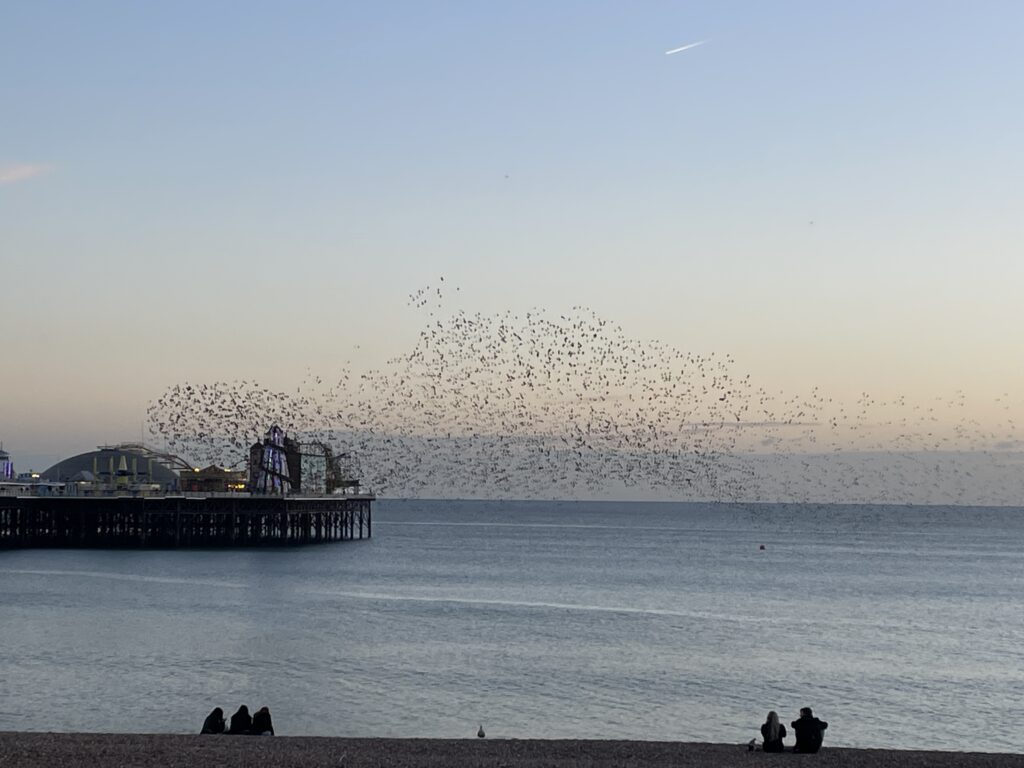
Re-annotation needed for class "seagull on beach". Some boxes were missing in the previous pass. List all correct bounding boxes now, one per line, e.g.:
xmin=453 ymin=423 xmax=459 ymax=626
xmin=665 ymin=40 xmax=706 ymax=55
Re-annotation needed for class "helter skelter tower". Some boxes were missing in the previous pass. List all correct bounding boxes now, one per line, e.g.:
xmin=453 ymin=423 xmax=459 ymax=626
xmin=249 ymin=425 xmax=292 ymax=494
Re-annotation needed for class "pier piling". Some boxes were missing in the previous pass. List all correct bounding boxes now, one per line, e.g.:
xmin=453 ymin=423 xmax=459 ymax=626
xmin=0 ymin=495 xmax=373 ymax=549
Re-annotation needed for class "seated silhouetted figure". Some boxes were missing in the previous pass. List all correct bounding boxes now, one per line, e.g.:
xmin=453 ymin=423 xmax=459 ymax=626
xmin=200 ymin=707 xmax=224 ymax=734
xmin=228 ymin=705 xmax=252 ymax=734
xmin=760 ymin=710 xmax=786 ymax=752
xmin=791 ymin=707 xmax=828 ymax=753
xmin=250 ymin=706 xmax=275 ymax=735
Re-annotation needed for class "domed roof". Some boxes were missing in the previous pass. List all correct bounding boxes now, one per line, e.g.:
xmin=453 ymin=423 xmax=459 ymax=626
xmin=41 ymin=447 xmax=180 ymax=485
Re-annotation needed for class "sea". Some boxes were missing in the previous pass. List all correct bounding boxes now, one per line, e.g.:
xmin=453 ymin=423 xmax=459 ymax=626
xmin=1 ymin=500 xmax=1021 ymax=752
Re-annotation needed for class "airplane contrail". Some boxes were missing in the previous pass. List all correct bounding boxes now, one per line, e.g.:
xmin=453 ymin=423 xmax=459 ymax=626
xmin=665 ymin=40 xmax=706 ymax=55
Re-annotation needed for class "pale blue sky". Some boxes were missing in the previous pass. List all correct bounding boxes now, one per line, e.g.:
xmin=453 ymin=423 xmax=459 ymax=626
xmin=3 ymin=1 xmax=1023 ymax=469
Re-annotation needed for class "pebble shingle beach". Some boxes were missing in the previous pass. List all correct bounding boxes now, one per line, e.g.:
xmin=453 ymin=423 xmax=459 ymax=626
xmin=1 ymin=734 xmax=1020 ymax=768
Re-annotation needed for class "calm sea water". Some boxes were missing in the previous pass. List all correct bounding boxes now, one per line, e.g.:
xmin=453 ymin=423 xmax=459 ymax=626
xmin=1 ymin=500 xmax=1022 ymax=751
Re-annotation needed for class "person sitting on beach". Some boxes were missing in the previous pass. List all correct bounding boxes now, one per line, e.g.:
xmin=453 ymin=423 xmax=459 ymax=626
xmin=200 ymin=707 xmax=225 ymax=734
xmin=250 ymin=706 xmax=274 ymax=735
xmin=227 ymin=705 xmax=252 ymax=735
xmin=791 ymin=707 xmax=828 ymax=753
xmin=760 ymin=710 xmax=786 ymax=752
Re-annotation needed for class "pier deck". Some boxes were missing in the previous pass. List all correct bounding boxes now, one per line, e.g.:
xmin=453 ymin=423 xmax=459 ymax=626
xmin=0 ymin=494 xmax=372 ymax=548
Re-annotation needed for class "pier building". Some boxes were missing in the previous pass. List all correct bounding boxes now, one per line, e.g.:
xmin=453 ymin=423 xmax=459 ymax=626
xmin=0 ymin=445 xmax=13 ymax=480
xmin=0 ymin=429 xmax=373 ymax=548
xmin=40 ymin=444 xmax=182 ymax=494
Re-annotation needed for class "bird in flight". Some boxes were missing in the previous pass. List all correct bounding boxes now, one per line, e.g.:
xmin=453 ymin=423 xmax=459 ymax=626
xmin=665 ymin=40 xmax=706 ymax=55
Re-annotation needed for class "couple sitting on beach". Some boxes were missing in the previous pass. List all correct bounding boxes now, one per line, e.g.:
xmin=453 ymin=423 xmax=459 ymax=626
xmin=200 ymin=705 xmax=274 ymax=735
xmin=757 ymin=707 xmax=828 ymax=753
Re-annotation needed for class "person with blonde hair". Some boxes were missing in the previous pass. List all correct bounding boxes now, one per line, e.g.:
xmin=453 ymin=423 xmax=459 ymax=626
xmin=760 ymin=710 xmax=787 ymax=752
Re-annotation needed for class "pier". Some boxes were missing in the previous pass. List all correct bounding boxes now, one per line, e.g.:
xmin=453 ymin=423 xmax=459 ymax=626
xmin=0 ymin=494 xmax=372 ymax=548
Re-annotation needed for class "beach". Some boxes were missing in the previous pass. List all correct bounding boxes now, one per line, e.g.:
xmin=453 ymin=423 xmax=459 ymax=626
xmin=0 ymin=734 xmax=1020 ymax=768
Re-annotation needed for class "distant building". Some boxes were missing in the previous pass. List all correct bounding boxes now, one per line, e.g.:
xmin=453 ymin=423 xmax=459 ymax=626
xmin=38 ymin=444 xmax=188 ymax=495
xmin=41 ymin=446 xmax=180 ymax=490
xmin=0 ymin=478 xmax=63 ymax=497
xmin=0 ymin=458 xmax=63 ymax=495
xmin=0 ymin=445 xmax=13 ymax=480
xmin=248 ymin=426 xmax=361 ymax=495
xmin=249 ymin=426 xmax=293 ymax=494
xmin=180 ymin=465 xmax=247 ymax=493
xmin=0 ymin=437 xmax=366 ymax=498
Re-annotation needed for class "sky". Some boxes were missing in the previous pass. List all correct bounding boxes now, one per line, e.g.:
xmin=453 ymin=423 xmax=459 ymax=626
xmin=3 ymin=1 xmax=1023 ymax=474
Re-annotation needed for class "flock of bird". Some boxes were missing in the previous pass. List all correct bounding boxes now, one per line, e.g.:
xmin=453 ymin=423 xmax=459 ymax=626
xmin=147 ymin=284 xmax=1024 ymax=505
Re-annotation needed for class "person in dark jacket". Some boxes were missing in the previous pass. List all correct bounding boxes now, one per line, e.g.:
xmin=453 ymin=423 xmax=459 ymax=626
xmin=250 ymin=706 xmax=275 ymax=735
xmin=760 ymin=710 xmax=786 ymax=752
xmin=200 ymin=707 xmax=225 ymax=734
xmin=791 ymin=707 xmax=828 ymax=753
xmin=228 ymin=705 xmax=252 ymax=734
